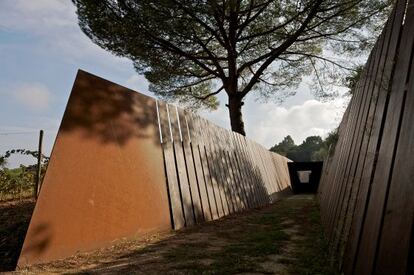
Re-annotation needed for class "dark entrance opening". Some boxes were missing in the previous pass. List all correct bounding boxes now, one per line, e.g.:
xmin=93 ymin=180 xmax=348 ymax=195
xmin=287 ymin=162 xmax=323 ymax=193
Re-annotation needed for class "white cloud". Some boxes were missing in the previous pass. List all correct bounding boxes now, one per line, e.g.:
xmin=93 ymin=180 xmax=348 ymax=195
xmin=0 ymin=0 xmax=75 ymax=33
xmin=245 ymin=99 xmax=347 ymax=148
xmin=201 ymin=97 xmax=348 ymax=149
xmin=0 ymin=0 xmax=131 ymax=69
xmin=11 ymin=83 xmax=53 ymax=111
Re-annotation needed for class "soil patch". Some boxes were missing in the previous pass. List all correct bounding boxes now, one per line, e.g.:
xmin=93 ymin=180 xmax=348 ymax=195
xmin=13 ymin=195 xmax=338 ymax=274
xmin=0 ymin=199 xmax=35 ymax=271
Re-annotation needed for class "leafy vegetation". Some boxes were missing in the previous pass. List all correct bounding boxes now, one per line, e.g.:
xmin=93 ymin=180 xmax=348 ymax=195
xmin=270 ymin=130 xmax=338 ymax=161
xmin=0 ymin=149 xmax=48 ymax=201
xmin=0 ymin=167 xmax=36 ymax=200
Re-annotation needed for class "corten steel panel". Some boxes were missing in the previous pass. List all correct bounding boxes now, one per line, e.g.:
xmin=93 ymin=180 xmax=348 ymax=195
xmin=194 ymin=115 xmax=219 ymax=220
xmin=187 ymin=113 xmax=213 ymax=221
xmin=178 ymin=109 xmax=204 ymax=223
xmin=202 ymin=118 xmax=225 ymax=218
xmin=157 ymin=101 xmax=185 ymax=230
xmin=18 ymin=70 xmax=171 ymax=267
xmin=169 ymin=105 xmax=195 ymax=226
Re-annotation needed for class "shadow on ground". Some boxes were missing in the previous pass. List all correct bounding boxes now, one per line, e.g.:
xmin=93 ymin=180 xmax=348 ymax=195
xmin=18 ymin=195 xmax=338 ymax=275
xmin=0 ymin=199 xmax=35 ymax=271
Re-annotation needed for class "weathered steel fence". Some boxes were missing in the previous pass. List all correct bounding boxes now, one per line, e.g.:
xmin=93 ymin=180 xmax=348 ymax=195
xmin=318 ymin=0 xmax=414 ymax=274
xmin=157 ymin=101 xmax=291 ymax=229
xmin=17 ymin=70 xmax=291 ymax=267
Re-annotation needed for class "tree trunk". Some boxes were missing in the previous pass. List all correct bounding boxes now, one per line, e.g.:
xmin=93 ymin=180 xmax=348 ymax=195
xmin=228 ymin=95 xmax=246 ymax=136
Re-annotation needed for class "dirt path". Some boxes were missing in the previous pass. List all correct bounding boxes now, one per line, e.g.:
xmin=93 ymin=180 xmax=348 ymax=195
xmin=15 ymin=195 xmax=337 ymax=274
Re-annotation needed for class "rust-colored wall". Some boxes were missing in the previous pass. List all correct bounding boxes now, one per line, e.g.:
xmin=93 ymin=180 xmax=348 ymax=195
xmin=17 ymin=70 xmax=172 ymax=267
xmin=17 ymin=69 xmax=292 ymax=268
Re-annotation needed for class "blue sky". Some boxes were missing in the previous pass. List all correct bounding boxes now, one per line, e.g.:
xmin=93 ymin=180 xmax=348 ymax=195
xmin=0 ymin=0 xmax=350 ymax=167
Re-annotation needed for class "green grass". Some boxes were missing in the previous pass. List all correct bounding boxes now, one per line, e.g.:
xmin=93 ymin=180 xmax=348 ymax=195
xmin=286 ymin=200 xmax=340 ymax=275
xmin=156 ymin=197 xmax=340 ymax=274
xmin=22 ymin=195 xmax=340 ymax=274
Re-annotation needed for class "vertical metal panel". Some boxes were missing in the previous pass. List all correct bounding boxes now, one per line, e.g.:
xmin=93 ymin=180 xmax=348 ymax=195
xmin=244 ymin=137 xmax=264 ymax=206
xmin=257 ymin=142 xmax=275 ymax=198
xmin=271 ymin=153 xmax=286 ymax=193
xmin=228 ymin=132 xmax=247 ymax=210
xmin=213 ymin=125 xmax=232 ymax=215
xmin=18 ymin=71 xmax=172 ymax=266
xmin=168 ymin=105 xmax=195 ymax=226
xmin=158 ymin=101 xmax=186 ymax=230
xmin=236 ymin=134 xmax=259 ymax=207
xmin=326 ymin=53 xmax=373 ymax=240
xmin=253 ymin=142 xmax=269 ymax=205
xmin=177 ymin=108 xmax=203 ymax=223
xmin=186 ymin=112 xmax=212 ymax=221
xmin=252 ymin=140 xmax=269 ymax=206
xmin=375 ymin=17 xmax=414 ymax=272
xmin=219 ymin=128 xmax=240 ymax=212
xmin=342 ymin=2 xmax=406 ymax=272
xmin=318 ymin=1 xmax=414 ymax=274
xmin=231 ymin=132 xmax=252 ymax=209
xmin=328 ymin=50 xmax=376 ymax=242
xmin=270 ymin=154 xmax=283 ymax=194
xmin=212 ymin=125 xmax=233 ymax=215
xmin=354 ymin=2 xmax=413 ymax=272
xmin=200 ymin=118 xmax=225 ymax=218
xmin=192 ymin=114 xmax=220 ymax=220
xmin=265 ymin=150 xmax=278 ymax=196
xmin=332 ymin=21 xmax=390 ymax=262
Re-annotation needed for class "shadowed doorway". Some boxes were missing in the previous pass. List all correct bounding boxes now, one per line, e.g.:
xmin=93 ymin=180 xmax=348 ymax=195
xmin=287 ymin=162 xmax=323 ymax=193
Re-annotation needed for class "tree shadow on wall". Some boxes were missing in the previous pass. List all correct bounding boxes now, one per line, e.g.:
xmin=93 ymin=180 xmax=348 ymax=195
xmin=59 ymin=70 xmax=162 ymax=147
xmin=216 ymin=149 xmax=270 ymax=214
xmin=180 ymin=140 xmax=281 ymax=226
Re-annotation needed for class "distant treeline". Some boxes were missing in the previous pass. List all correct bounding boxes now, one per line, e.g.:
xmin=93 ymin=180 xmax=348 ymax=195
xmin=270 ymin=130 xmax=338 ymax=162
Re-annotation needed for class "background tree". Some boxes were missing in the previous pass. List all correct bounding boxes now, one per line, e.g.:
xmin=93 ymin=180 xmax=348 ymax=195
xmin=0 ymin=149 xmax=49 ymax=200
xmin=269 ymin=135 xmax=295 ymax=156
xmin=0 ymin=156 xmax=6 ymax=168
xmin=73 ymin=0 xmax=391 ymax=135
xmin=286 ymin=135 xmax=322 ymax=161
xmin=310 ymin=129 xmax=338 ymax=160
xmin=270 ymin=131 xmax=338 ymax=161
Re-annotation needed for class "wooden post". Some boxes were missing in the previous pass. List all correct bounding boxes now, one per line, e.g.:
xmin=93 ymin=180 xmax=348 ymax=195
xmin=34 ymin=130 xmax=43 ymax=199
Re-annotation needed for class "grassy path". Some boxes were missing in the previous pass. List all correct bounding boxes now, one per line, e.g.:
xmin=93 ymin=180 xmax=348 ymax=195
xmin=18 ymin=195 xmax=337 ymax=274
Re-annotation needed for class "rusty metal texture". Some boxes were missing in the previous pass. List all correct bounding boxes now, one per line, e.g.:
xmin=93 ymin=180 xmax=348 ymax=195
xmin=18 ymin=70 xmax=292 ymax=268
xmin=18 ymin=70 xmax=172 ymax=267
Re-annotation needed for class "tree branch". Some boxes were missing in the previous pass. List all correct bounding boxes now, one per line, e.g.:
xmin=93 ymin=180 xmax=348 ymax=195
xmin=238 ymin=7 xmax=308 ymax=42
xmin=239 ymin=0 xmax=323 ymax=97
xmin=173 ymin=76 xmax=216 ymax=90
xmin=191 ymin=31 xmax=227 ymax=79
xmin=237 ymin=0 xmax=274 ymax=37
xmin=284 ymin=51 xmax=357 ymax=71
xmin=309 ymin=57 xmax=325 ymax=94
xmin=138 ymin=24 xmax=221 ymax=78
xmin=170 ymin=0 xmax=227 ymax=48
xmin=193 ymin=86 xmax=224 ymax=100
